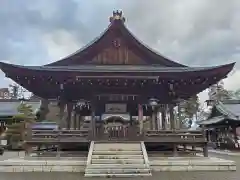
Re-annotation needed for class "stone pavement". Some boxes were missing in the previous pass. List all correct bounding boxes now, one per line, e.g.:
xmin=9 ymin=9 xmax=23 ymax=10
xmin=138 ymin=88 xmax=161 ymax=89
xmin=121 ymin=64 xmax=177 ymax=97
xmin=180 ymin=146 xmax=240 ymax=156
xmin=0 ymin=151 xmax=239 ymax=180
xmin=0 ymin=155 xmax=235 ymax=172
xmin=209 ymin=149 xmax=240 ymax=156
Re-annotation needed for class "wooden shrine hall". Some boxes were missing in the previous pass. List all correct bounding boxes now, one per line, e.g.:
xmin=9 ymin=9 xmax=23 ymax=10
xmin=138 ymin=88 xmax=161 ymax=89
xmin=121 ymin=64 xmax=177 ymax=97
xmin=0 ymin=11 xmax=235 ymax=156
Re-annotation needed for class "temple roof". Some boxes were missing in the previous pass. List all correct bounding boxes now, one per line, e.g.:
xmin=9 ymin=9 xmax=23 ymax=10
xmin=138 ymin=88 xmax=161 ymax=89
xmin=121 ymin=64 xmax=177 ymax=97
xmin=0 ymin=11 xmax=235 ymax=76
xmin=46 ymin=11 xmax=186 ymax=67
xmin=0 ymin=61 xmax=235 ymax=73
xmin=216 ymin=101 xmax=240 ymax=119
xmin=0 ymin=11 xmax=236 ymax=101
xmin=198 ymin=100 xmax=240 ymax=125
xmin=199 ymin=116 xmax=226 ymax=125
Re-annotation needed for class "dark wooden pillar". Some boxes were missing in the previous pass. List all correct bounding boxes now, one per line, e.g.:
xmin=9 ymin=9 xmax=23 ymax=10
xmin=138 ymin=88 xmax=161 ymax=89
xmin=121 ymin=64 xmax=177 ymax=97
xmin=154 ymin=109 xmax=158 ymax=130
xmin=202 ymin=127 xmax=208 ymax=157
xmin=203 ymin=143 xmax=208 ymax=157
xmin=130 ymin=114 xmax=133 ymax=126
xmin=138 ymin=104 xmax=143 ymax=134
xmin=39 ymin=99 xmax=49 ymax=121
xmin=150 ymin=114 xmax=153 ymax=130
xmin=75 ymin=114 xmax=79 ymax=130
xmin=151 ymin=109 xmax=157 ymax=130
xmin=66 ymin=102 xmax=74 ymax=129
xmin=161 ymin=109 xmax=166 ymax=130
xmin=73 ymin=111 xmax=77 ymax=129
xmin=173 ymin=144 xmax=178 ymax=156
xmin=78 ymin=115 xmax=81 ymax=130
xmin=58 ymin=101 xmax=65 ymax=129
xmin=91 ymin=104 xmax=96 ymax=139
xmin=169 ymin=104 xmax=175 ymax=130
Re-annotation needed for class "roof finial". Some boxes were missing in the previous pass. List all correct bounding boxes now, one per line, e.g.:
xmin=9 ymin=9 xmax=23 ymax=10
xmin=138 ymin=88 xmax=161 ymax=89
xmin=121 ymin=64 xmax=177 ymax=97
xmin=109 ymin=10 xmax=125 ymax=23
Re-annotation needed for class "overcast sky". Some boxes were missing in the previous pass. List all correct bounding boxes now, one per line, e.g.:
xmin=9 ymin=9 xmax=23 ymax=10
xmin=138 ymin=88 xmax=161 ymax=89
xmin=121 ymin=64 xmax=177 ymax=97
xmin=0 ymin=0 xmax=240 ymax=102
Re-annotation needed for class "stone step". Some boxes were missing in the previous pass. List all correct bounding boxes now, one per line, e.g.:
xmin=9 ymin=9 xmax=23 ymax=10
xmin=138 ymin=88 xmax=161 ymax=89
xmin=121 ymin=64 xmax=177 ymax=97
xmin=88 ymin=164 xmax=149 ymax=169
xmin=84 ymin=142 xmax=151 ymax=177
xmin=92 ymin=154 xmax=143 ymax=159
xmin=94 ymin=143 xmax=141 ymax=151
xmin=84 ymin=173 xmax=152 ymax=177
xmin=91 ymin=159 xmax=144 ymax=164
xmin=85 ymin=168 xmax=151 ymax=174
xmin=92 ymin=150 xmax=142 ymax=155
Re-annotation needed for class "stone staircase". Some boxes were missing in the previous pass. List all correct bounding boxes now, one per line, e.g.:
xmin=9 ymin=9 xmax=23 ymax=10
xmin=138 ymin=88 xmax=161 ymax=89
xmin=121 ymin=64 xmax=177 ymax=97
xmin=84 ymin=141 xmax=152 ymax=177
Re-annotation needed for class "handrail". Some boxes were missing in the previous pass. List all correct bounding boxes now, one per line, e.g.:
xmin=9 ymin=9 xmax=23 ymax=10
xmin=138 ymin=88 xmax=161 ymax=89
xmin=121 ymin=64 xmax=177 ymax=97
xmin=31 ymin=129 xmax=89 ymax=133
xmin=141 ymin=141 xmax=150 ymax=167
xmin=86 ymin=141 xmax=94 ymax=166
xmin=146 ymin=130 xmax=204 ymax=137
xmin=146 ymin=130 xmax=203 ymax=133
xmin=144 ymin=130 xmax=206 ymax=143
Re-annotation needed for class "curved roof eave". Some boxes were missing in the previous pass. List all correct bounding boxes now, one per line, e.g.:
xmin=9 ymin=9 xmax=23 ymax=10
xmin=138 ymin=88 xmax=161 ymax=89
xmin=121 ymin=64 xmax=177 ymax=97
xmin=45 ymin=19 xmax=186 ymax=67
xmin=216 ymin=102 xmax=240 ymax=120
xmin=0 ymin=62 xmax=235 ymax=74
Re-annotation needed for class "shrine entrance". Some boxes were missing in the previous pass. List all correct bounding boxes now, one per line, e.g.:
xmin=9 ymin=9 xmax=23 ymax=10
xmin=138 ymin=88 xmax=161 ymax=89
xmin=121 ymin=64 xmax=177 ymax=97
xmin=95 ymin=114 xmax=139 ymax=141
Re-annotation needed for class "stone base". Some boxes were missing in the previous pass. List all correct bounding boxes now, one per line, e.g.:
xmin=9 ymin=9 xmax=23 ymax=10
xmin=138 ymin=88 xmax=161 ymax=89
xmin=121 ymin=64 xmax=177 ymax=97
xmin=149 ymin=157 xmax=236 ymax=171
xmin=0 ymin=156 xmax=235 ymax=172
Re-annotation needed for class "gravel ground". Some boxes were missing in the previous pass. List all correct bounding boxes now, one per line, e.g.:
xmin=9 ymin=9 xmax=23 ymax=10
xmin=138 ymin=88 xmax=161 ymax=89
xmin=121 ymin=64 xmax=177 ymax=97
xmin=0 ymin=151 xmax=238 ymax=180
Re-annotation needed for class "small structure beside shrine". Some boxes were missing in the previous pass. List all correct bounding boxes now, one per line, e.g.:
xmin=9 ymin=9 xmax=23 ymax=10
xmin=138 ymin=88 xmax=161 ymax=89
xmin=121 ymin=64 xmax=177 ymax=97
xmin=199 ymin=99 xmax=240 ymax=150
xmin=0 ymin=11 xmax=236 ymax=176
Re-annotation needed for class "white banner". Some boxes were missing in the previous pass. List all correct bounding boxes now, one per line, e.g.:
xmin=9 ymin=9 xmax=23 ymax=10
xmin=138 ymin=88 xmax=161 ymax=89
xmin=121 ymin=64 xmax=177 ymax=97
xmin=105 ymin=104 xmax=127 ymax=113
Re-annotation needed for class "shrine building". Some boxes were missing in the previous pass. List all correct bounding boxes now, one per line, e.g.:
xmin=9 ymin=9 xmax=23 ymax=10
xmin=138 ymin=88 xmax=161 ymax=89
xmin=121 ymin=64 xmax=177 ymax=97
xmin=0 ymin=11 xmax=235 ymax=158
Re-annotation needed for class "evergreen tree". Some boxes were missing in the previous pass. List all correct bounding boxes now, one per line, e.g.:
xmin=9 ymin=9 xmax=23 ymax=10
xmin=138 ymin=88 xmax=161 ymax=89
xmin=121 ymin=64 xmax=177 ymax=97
xmin=208 ymin=81 xmax=231 ymax=101
xmin=5 ymin=103 xmax=35 ymax=149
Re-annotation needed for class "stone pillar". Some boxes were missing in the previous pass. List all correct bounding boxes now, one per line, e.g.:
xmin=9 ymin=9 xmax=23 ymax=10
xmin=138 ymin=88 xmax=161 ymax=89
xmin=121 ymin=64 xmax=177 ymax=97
xmin=58 ymin=101 xmax=65 ymax=129
xmin=138 ymin=104 xmax=143 ymax=134
xmin=66 ymin=102 xmax=74 ymax=129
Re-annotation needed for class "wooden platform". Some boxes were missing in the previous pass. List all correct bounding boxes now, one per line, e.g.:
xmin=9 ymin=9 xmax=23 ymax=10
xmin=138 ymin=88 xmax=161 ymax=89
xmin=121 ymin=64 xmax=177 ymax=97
xmin=24 ymin=129 xmax=208 ymax=156
xmin=25 ymin=129 xmax=206 ymax=143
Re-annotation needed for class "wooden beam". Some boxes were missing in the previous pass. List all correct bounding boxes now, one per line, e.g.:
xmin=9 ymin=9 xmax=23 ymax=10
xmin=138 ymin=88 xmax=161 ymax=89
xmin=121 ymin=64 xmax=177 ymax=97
xmin=76 ymin=75 xmax=159 ymax=80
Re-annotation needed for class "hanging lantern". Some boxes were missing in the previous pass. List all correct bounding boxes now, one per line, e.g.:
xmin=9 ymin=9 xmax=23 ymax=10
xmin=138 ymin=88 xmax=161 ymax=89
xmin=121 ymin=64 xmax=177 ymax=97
xmin=149 ymin=98 xmax=159 ymax=110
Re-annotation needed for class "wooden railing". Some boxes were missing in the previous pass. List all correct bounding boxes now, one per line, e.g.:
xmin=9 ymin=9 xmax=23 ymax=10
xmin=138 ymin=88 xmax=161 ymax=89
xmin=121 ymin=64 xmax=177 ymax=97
xmin=25 ymin=129 xmax=89 ymax=143
xmin=95 ymin=125 xmax=140 ymax=141
xmin=144 ymin=130 xmax=206 ymax=143
xmin=105 ymin=126 xmax=128 ymax=139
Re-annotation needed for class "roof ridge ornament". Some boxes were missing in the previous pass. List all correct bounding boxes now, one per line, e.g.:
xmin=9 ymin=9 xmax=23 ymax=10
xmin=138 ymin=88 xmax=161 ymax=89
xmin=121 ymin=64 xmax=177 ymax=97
xmin=109 ymin=10 xmax=126 ymax=23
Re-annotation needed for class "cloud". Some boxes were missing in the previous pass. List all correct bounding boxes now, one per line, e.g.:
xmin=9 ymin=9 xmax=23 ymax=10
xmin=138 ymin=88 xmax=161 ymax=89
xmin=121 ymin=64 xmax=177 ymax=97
xmin=42 ymin=30 xmax=82 ymax=61
xmin=0 ymin=0 xmax=240 ymax=103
